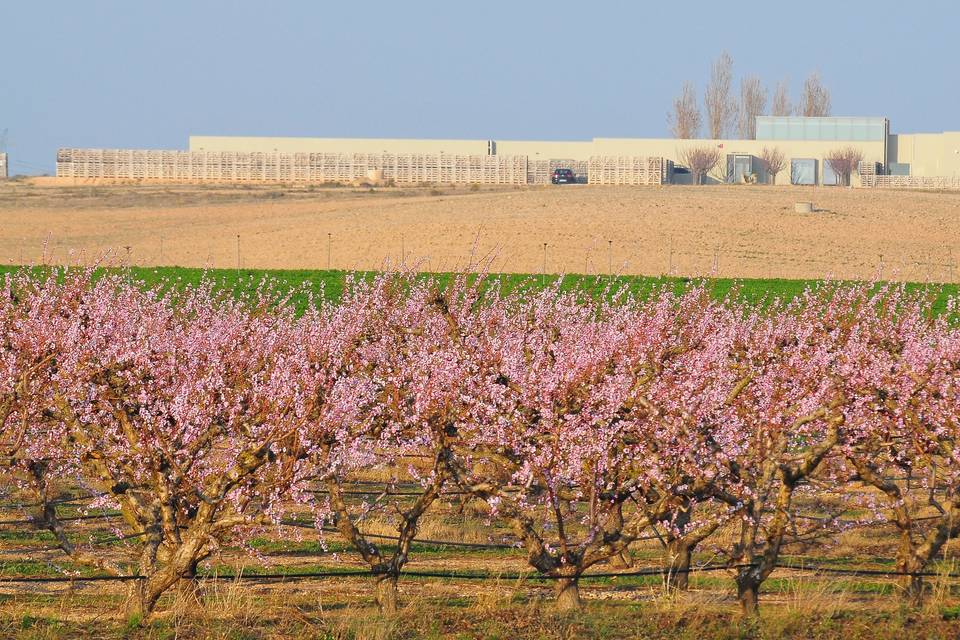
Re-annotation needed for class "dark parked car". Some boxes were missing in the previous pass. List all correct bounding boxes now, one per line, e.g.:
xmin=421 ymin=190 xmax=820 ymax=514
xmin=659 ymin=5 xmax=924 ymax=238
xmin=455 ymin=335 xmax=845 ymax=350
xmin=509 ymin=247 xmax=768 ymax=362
xmin=551 ymin=168 xmax=576 ymax=184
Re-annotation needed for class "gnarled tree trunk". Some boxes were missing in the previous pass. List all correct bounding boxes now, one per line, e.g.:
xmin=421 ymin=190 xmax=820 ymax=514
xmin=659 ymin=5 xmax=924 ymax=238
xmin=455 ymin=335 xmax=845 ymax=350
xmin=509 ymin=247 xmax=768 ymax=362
xmin=666 ymin=538 xmax=694 ymax=591
xmin=127 ymin=533 xmax=209 ymax=619
xmin=554 ymin=576 xmax=581 ymax=611
xmin=735 ymin=570 xmax=761 ymax=615
xmin=375 ymin=573 xmax=400 ymax=615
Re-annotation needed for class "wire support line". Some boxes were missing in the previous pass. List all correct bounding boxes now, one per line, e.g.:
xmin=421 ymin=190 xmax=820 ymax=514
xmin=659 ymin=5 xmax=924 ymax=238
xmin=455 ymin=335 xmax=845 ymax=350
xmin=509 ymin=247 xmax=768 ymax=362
xmin=4 ymin=561 xmax=960 ymax=585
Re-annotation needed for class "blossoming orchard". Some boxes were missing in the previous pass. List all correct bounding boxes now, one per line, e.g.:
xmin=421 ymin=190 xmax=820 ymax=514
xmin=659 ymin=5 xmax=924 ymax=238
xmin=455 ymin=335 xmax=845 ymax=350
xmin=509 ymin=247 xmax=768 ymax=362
xmin=1 ymin=267 xmax=959 ymax=619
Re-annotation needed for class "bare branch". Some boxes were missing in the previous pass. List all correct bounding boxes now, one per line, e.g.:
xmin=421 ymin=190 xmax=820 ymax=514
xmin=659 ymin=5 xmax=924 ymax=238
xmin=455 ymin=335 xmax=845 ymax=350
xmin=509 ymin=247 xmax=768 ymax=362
xmin=759 ymin=147 xmax=786 ymax=185
xmin=825 ymin=146 xmax=864 ymax=186
xmin=738 ymin=76 xmax=767 ymax=140
xmin=679 ymin=146 xmax=721 ymax=185
xmin=704 ymin=52 xmax=736 ymax=139
xmin=798 ymin=72 xmax=831 ymax=117
xmin=669 ymin=82 xmax=702 ymax=139
xmin=771 ymin=80 xmax=793 ymax=117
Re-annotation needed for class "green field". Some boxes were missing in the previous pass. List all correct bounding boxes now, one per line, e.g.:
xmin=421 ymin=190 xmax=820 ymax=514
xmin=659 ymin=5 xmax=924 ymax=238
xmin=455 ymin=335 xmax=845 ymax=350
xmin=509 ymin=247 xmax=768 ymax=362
xmin=2 ymin=264 xmax=958 ymax=315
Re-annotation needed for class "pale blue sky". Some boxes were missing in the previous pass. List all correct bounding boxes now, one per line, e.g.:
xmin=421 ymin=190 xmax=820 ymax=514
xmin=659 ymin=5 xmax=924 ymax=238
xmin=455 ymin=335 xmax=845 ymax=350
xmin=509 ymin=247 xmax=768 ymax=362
xmin=3 ymin=0 xmax=957 ymax=174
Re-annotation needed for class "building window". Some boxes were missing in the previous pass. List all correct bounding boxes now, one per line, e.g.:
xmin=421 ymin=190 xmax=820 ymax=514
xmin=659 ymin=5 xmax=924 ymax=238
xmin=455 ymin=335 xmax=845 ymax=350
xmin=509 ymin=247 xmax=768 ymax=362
xmin=791 ymin=158 xmax=817 ymax=185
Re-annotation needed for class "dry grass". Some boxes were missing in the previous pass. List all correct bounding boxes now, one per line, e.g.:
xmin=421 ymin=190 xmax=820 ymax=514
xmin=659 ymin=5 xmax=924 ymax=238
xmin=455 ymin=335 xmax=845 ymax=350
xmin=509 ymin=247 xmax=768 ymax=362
xmin=0 ymin=581 xmax=958 ymax=639
xmin=1 ymin=479 xmax=959 ymax=638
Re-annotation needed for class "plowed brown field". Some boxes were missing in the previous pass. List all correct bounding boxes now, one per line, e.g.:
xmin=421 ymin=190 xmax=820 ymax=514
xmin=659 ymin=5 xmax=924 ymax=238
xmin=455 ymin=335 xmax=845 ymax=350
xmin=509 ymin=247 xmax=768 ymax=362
xmin=2 ymin=180 xmax=959 ymax=281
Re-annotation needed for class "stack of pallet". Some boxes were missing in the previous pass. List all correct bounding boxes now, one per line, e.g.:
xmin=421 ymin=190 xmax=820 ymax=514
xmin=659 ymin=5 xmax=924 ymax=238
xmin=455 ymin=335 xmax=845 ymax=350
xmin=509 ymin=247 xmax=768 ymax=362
xmin=860 ymin=175 xmax=960 ymax=190
xmin=56 ymin=149 xmax=530 ymax=185
xmin=587 ymin=156 xmax=668 ymax=185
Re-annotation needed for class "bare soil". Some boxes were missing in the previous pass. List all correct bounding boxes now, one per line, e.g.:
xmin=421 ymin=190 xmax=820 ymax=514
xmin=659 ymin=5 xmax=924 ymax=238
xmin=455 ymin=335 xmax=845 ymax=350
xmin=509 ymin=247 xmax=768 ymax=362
xmin=2 ymin=180 xmax=959 ymax=281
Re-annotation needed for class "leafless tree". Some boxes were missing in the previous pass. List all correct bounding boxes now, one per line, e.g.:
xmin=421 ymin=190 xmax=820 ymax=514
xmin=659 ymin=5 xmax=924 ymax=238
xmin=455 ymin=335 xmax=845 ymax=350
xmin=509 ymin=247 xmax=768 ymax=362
xmin=711 ymin=156 xmax=734 ymax=184
xmin=825 ymin=146 xmax=864 ymax=186
xmin=738 ymin=75 xmax=767 ymax=139
xmin=704 ymin=52 xmax=736 ymax=139
xmin=668 ymin=82 xmax=702 ymax=139
xmin=771 ymin=80 xmax=793 ymax=117
xmin=798 ymin=72 xmax=831 ymax=117
xmin=680 ymin=146 xmax=721 ymax=185
xmin=759 ymin=147 xmax=786 ymax=185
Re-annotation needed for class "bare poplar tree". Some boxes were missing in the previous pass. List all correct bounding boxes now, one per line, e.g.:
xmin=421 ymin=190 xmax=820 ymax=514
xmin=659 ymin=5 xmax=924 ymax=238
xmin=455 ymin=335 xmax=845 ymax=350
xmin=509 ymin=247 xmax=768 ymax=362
xmin=668 ymin=82 xmax=702 ymax=139
xmin=825 ymin=146 xmax=863 ymax=186
xmin=680 ymin=146 xmax=721 ymax=185
xmin=759 ymin=147 xmax=786 ymax=185
xmin=798 ymin=72 xmax=832 ymax=117
xmin=704 ymin=52 xmax=736 ymax=139
xmin=771 ymin=80 xmax=793 ymax=117
xmin=738 ymin=75 xmax=767 ymax=139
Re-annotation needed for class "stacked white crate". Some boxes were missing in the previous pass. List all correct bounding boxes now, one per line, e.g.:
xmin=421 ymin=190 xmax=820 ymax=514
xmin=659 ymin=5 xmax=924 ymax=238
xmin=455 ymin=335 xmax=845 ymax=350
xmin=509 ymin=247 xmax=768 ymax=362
xmin=861 ymin=175 xmax=960 ymax=190
xmin=55 ymin=149 xmax=530 ymax=185
xmin=587 ymin=156 xmax=666 ymax=185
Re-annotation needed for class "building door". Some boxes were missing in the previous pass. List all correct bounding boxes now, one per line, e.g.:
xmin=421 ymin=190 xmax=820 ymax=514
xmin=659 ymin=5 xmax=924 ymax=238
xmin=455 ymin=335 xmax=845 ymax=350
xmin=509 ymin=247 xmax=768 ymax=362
xmin=727 ymin=154 xmax=754 ymax=183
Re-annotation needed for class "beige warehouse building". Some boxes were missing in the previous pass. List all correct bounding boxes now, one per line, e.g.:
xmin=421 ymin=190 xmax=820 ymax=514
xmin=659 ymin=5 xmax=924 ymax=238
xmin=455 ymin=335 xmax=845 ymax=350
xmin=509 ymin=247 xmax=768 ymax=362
xmin=56 ymin=116 xmax=960 ymax=188
xmin=188 ymin=116 xmax=960 ymax=185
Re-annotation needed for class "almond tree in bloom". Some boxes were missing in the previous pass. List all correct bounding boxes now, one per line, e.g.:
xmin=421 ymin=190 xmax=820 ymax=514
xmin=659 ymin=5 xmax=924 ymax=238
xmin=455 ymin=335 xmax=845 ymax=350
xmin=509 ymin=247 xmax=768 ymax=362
xmin=2 ymin=269 xmax=355 ymax=616
xmin=450 ymin=284 xmax=674 ymax=610
xmin=1 ymin=268 xmax=99 ymax=565
xmin=311 ymin=274 xmax=490 ymax=614
xmin=839 ymin=287 xmax=960 ymax=603
xmin=629 ymin=287 xmax=744 ymax=590
xmin=686 ymin=286 xmax=852 ymax=614
xmin=4 ymin=266 xmax=960 ymax=620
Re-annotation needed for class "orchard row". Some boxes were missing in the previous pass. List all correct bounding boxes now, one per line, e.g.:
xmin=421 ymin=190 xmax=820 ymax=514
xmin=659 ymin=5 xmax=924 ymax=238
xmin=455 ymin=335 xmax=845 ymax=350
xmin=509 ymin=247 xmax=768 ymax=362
xmin=1 ymin=268 xmax=958 ymax=616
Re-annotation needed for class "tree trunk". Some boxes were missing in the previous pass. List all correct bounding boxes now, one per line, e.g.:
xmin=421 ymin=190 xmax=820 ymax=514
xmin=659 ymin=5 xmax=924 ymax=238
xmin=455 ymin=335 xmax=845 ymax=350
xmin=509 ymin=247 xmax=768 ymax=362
xmin=375 ymin=573 xmax=399 ymax=615
xmin=174 ymin=558 xmax=202 ymax=605
xmin=127 ymin=537 xmax=208 ymax=619
xmin=139 ymin=568 xmax=181 ymax=617
xmin=554 ymin=577 xmax=582 ymax=611
xmin=897 ymin=552 xmax=926 ymax=606
xmin=605 ymin=505 xmax=632 ymax=569
xmin=736 ymin=573 xmax=760 ymax=615
xmin=125 ymin=580 xmax=148 ymax=621
xmin=901 ymin=573 xmax=925 ymax=606
xmin=895 ymin=534 xmax=925 ymax=606
xmin=124 ymin=571 xmax=174 ymax=620
xmin=666 ymin=539 xmax=694 ymax=591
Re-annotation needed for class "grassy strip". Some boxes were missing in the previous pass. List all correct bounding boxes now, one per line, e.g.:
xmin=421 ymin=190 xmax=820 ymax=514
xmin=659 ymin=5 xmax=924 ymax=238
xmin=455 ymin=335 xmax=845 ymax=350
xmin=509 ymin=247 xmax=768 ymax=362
xmin=5 ymin=599 xmax=960 ymax=640
xmin=2 ymin=264 xmax=958 ymax=314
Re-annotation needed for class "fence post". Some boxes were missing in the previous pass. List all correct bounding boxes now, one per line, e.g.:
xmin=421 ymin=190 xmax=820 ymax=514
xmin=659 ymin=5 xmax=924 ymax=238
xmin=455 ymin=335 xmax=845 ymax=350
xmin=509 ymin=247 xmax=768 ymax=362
xmin=542 ymin=243 xmax=547 ymax=286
